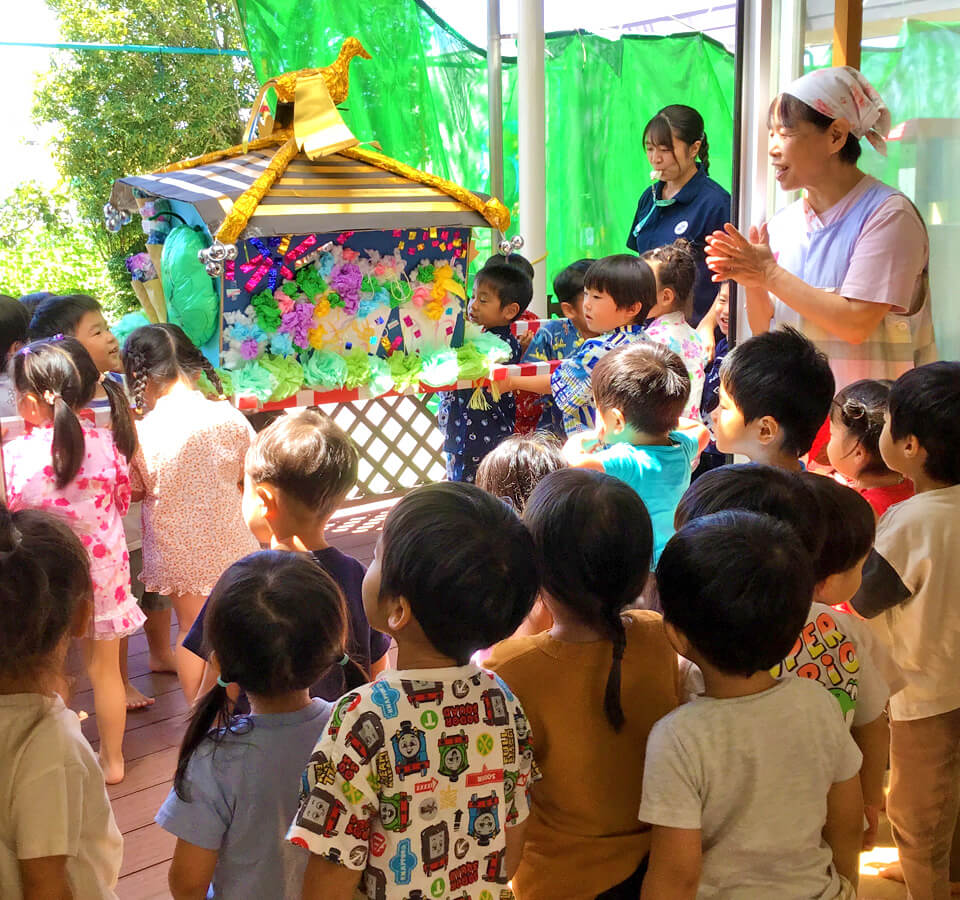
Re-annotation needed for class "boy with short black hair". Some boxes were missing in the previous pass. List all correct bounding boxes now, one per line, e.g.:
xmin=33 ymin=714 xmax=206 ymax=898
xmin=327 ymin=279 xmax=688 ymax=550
xmin=852 ymin=361 xmax=960 ymax=898
xmin=640 ymin=510 xmax=864 ymax=899
xmin=713 ymin=325 xmax=835 ymax=470
xmin=181 ymin=410 xmax=391 ymax=701
xmin=438 ymin=263 xmax=531 ymax=483
xmin=289 ymin=482 xmax=539 ymax=899
xmin=563 ymin=341 xmax=708 ymax=562
xmin=28 ymin=293 xmax=122 ymax=379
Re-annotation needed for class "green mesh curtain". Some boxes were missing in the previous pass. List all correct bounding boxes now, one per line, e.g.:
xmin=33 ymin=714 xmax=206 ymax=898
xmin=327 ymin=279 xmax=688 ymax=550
xmin=233 ymin=0 xmax=735 ymax=286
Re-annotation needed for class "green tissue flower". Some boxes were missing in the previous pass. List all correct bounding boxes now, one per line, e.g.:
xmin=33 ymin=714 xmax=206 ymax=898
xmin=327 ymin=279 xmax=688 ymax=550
xmin=303 ymin=349 xmax=347 ymax=390
xmin=388 ymin=352 xmax=423 ymax=392
xmin=420 ymin=348 xmax=460 ymax=387
xmin=343 ymin=347 xmax=371 ymax=389
xmin=417 ymin=264 xmax=435 ymax=283
xmin=231 ymin=361 xmax=277 ymax=404
xmin=280 ymin=279 xmax=300 ymax=298
xmin=251 ymin=290 xmax=282 ymax=332
xmin=259 ymin=354 xmax=304 ymax=402
xmin=367 ymin=354 xmax=394 ymax=397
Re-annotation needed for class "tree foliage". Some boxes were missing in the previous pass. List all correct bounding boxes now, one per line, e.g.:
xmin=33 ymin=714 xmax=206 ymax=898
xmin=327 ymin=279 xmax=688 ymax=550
xmin=28 ymin=0 xmax=258 ymax=317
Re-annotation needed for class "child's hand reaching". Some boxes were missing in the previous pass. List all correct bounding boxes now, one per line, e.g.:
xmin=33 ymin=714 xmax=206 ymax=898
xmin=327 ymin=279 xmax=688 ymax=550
xmin=562 ymin=429 xmax=605 ymax=471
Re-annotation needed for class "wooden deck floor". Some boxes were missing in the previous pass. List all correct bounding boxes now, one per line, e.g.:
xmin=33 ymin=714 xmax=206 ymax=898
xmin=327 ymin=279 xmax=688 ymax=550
xmin=68 ymin=496 xmax=906 ymax=900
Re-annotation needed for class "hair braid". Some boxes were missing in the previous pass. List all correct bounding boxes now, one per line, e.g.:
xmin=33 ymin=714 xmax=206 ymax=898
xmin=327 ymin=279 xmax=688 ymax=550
xmin=698 ymin=132 xmax=711 ymax=174
xmin=602 ymin=613 xmax=627 ymax=732
xmin=198 ymin=356 xmax=224 ymax=398
xmin=127 ymin=349 xmax=148 ymax=414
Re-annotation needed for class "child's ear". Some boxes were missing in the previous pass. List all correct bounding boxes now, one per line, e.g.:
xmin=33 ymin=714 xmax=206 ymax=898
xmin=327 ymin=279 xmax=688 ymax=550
xmin=559 ymin=300 xmax=575 ymax=319
xmin=502 ymin=301 xmax=520 ymax=322
xmin=255 ymin=484 xmax=280 ymax=521
xmin=755 ymin=415 xmax=781 ymax=447
xmin=662 ymin=286 xmax=676 ymax=308
xmin=625 ymin=300 xmax=645 ymax=322
xmin=385 ymin=595 xmax=414 ymax=633
xmin=900 ymin=433 xmax=923 ymax=461
xmin=609 ymin=407 xmax=627 ymax=434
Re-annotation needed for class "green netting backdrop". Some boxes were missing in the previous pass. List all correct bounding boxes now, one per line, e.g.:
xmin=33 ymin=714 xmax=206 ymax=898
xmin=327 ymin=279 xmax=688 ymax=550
xmin=233 ymin=0 xmax=735 ymax=286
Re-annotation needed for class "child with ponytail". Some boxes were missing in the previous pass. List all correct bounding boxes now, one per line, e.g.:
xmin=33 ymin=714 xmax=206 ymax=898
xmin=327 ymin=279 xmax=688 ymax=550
xmin=485 ymin=468 xmax=680 ymax=900
xmin=0 ymin=504 xmax=123 ymax=898
xmin=157 ymin=550 xmax=364 ymax=900
xmin=4 ymin=337 xmax=142 ymax=784
xmin=122 ymin=324 xmax=259 ymax=699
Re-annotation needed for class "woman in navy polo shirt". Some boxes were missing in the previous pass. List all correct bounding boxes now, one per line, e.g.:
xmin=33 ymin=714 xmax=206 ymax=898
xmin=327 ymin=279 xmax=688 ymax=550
xmin=627 ymin=105 xmax=731 ymax=324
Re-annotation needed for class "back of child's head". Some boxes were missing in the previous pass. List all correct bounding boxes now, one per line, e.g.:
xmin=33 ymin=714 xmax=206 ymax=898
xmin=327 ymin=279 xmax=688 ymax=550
xmin=552 ymin=259 xmax=593 ymax=306
xmin=592 ymin=341 xmax=690 ymax=435
xmin=27 ymin=293 xmax=101 ymax=341
xmin=0 ymin=295 xmax=30 ymax=363
xmin=524 ymin=468 xmax=653 ymax=731
xmin=483 ymin=251 xmax=535 ymax=281
xmin=831 ymin=379 xmax=895 ymax=476
xmin=675 ymin=462 xmax=823 ymax=561
xmin=122 ymin=323 xmax=224 ymax=413
xmin=641 ymin=238 xmax=697 ymax=319
xmin=475 ymin=433 xmax=567 ymax=513
xmin=0 ymin=503 xmax=92 ymax=686
xmin=798 ymin=473 xmax=875 ymax=583
xmin=657 ymin=510 xmax=815 ymax=676
xmin=18 ymin=292 xmax=54 ymax=321
xmin=246 ymin=410 xmax=358 ymax=520
xmin=175 ymin=550 xmax=359 ymax=800
xmin=474 ymin=263 xmax=533 ymax=320
xmin=888 ymin=361 xmax=960 ymax=485
xmin=377 ymin=482 xmax=537 ymax=664
xmin=584 ymin=255 xmax=657 ymax=321
xmin=720 ymin=325 xmax=835 ymax=457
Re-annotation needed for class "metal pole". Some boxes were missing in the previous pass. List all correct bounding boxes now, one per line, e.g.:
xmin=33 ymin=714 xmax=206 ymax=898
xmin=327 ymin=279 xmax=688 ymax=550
xmin=517 ymin=0 xmax=547 ymax=315
xmin=487 ymin=0 xmax=504 ymax=247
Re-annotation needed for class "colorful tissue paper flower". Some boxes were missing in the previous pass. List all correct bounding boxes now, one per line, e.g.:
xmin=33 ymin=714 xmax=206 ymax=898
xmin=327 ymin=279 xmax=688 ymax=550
xmin=343 ymin=348 xmax=372 ymax=390
xmin=388 ymin=351 xmax=423 ymax=392
xmin=456 ymin=342 xmax=487 ymax=381
xmin=251 ymin=290 xmax=282 ymax=332
xmin=240 ymin=338 xmax=261 ymax=360
xmin=329 ymin=263 xmax=363 ymax=315
xmin=367 ymin=354 xmax=394 ymax=397
xmin=124 ymin=252 xmax=157 ymax=282
xmin=420 ymin=348 xmax=460 ymax=386
xmin=417 ymin=264 xmax=435 ymax=284
xmin=231 ymin=361 xmax=277 ymax=404
xmin=328 ymin=291 xmax=344 ymax=309
xmin=260 ymin=354 xmax=304 ymax=401
xmin=280 ymin=279 xmax=300 ymax=299
xmin=270 ymin=332 xmax=295 ymax=357
xmin=388 ymin=281 xmax=412 ymax=308
xmin=307 ymin=325 xmax=327 ymax=350
xmin=373 ymin=263 xmax=386 ymax=277
xmin=279 ymin=302 xmax=316 ymax=349
xmin=470 ymin=330 xmax=513 ymax=365
xmin=432 ymin=264 xmax=466 ymax=301
xmin=297 ymin=265 xmax=326 ymax=298
xmin=360 ymin=275 xmax=377 ymax=294
xmin=277 ymin=296 xmax=295 ymax=315
xmin=303 ymin=349 xmax=347 ymax=389
xmin=342 ymin=247 xmax=359 ymax=262
xmin=215 ymin=368 xmax=233 ymax=397
xmin=411 ymin=285 xmax=432 ymax=308
xmin=313 ymin=295 xmax=331 ymax=318
xmin=425 ymin=299 xmax=444 ymax=320
xmin=357 ymin=297 xmax=381 ymax=319
xmin=221 ymin=348 xmax=245 ymax=370
xmin=317 ymin=251 xmax=335 ymax=278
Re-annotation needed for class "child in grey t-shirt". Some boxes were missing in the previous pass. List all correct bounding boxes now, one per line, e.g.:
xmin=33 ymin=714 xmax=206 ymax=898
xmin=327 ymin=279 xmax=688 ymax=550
xmin=639 ymin=510 xmax=863 ymax=900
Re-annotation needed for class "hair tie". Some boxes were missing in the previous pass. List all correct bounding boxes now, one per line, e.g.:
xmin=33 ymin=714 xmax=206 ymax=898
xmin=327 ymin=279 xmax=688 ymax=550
xmin=216 ymin=675 xmax=231 ymax=688
xmin=0 ymin=524 xmax=23 ymax=559
xmin=97 ymin=372 xmax=106 ymax=384
xmin=337 ymin=654 xmax=350 ymax=667
xmin=50 ymin=333 xmax=64 ymax=341
xmin=42 ymin=389 xmax=60 ymax=405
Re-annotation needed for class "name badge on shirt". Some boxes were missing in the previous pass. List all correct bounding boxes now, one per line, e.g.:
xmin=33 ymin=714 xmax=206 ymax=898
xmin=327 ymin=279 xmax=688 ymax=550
xmin=674 ymin=220 xmax=689 ymax=236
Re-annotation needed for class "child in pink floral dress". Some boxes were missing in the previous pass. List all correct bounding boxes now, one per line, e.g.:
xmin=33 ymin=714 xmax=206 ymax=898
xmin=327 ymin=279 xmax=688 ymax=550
xmin=641 ymin=239 xmax=707 ymax=419
xmin=4 ymin=337 xmax=141 ymax=783
xmin=122 ymin=324 xmax=259 ymax=701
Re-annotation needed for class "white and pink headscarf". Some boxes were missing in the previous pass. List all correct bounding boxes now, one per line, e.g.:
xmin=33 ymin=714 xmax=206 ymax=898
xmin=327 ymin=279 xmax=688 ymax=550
xmin=783 ymin=66 xmax=892 ymax=156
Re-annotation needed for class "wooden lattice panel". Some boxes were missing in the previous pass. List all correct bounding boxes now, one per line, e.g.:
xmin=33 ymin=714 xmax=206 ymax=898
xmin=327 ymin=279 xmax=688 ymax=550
xmin=312 ymin=395 xmax=446 ymax=504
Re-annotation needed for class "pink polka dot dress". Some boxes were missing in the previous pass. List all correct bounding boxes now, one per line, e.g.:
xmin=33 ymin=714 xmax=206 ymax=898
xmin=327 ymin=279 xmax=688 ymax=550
xmin=130 ymin=388 xmax=259 ymax=597
xmin=4 ymin=424 xmax=146 ymax=639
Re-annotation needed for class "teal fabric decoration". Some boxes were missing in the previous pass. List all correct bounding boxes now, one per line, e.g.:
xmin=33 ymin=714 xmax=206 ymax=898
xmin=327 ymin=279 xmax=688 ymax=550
xmin=112 ymin=311 xmax=151 ymax=350
xmin=160 ymin=226 xmax=220 ymax=346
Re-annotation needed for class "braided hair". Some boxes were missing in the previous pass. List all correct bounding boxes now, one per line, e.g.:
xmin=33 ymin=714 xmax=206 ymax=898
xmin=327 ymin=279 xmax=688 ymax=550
xmin=122 ymin=323 xmax=223 ymax=414
xmin=524 ymin=469 xmax=653 ymax=732
xmin=830 ymin=379 xmax=895 ymax=477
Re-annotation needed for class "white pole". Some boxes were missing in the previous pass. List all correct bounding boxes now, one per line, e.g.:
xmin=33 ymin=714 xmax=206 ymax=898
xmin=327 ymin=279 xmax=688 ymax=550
xmin=517 ymin=0 xmax=547 ymax=315
xmin=487 ymin=0 xmax=504 ymax=236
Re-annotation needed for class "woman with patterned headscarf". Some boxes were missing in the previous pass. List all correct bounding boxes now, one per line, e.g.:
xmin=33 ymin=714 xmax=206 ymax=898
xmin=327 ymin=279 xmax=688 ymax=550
xmin=705 ymin=66 xmax=936 ymax=389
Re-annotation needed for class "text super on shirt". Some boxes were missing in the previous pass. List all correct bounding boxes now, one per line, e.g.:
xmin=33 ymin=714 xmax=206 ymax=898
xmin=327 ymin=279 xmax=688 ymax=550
xmin=287 ymin=665 xmax=537 ymax=900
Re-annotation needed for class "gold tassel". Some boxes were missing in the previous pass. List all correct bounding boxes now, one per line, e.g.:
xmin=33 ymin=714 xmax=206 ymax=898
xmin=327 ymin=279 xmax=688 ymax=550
xmin=468 ymin=384 xmax=491 ymax=411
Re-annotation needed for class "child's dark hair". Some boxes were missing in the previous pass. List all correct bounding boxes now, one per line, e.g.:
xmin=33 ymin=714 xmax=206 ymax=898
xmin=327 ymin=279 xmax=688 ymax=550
xmin=831 ymin=379 xmax=895 ymax=476
xmin=770 ymin=94 xmax=862 ymax=165
xmin=584 ymin=255 xmax=657 ymax=322
xmin=643 ymin=104 xmax=711 ymax=174
xmin=122 ymin=323 xmax=224 ymax=413
xmin=720 ymin=325 xmax=835 ymax=457
xmin=641 ymin=239 xmax=697 ymax=319
xmin=0 ymin=503 xmax=92 ymax=684
xmin=475 ymin=434 xmax=567 ymax=513
xmin=524 ymin=469 xmax=653 ymax=731
xmin=246 ymin=410 xmax=358 ymax=520
xmin=377 ymin=482 xmax=537 ymax=664
xmin=174 ymin=550 xmax=363 ymax=800
xmin=888 ymin=361 xmax=960 ymax=485
xmin=798 ymin=473 xmax=875 ymax=582
xmin=592 ymin=342 xmax=690 ymax=435
xmin=553 ymin=259 xmax=593 ymax=306
xmin=657 ymin=510 xmax=814 ymax=676
xmin=475 ymin=263 xmax=533 ymax=319
xmin=18 ymin=292 xmax=54 ymax=320
xmin=1 ymin=295 xmax=30 ymax=362
xmin=675 ymin=462 xmax=823 ymax=560
xmin=12 ymin=338 xmax=136 ymax=487
xmin=483 ymin=252 xmax=535 ymax=281
xmin=28 ymin=293 xmax=102 ymax=341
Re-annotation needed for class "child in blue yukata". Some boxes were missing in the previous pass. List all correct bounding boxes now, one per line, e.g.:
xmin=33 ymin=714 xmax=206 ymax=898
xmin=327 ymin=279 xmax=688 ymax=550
xmin=498 ymin=254 xmax=657 ymax=434
xmin=288 ymin=482 xmax=540 ymax=900
xmin=562 ymin=341 xmax=709 ymax=563
xmin=712 ymin=325 xmax=835 ymax=472
xmin=516 ymin=259 xmax=598 ymax=439
xmin=438 ymin=263 xmax=531 ymax=482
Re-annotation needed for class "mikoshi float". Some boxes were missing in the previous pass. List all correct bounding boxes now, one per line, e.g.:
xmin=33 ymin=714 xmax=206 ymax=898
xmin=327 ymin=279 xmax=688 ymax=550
xmin=104 ymin=38 xmax=556 ymax=412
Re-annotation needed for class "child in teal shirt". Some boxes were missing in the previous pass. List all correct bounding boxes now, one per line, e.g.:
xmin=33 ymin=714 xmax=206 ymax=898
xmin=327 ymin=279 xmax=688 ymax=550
xmin=563 ymin=341 xmax=709 ymax=562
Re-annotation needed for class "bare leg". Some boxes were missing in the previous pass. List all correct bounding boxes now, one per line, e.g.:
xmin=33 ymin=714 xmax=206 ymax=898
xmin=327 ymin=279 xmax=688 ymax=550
xmin=171 ymin=592 xmax=206 ymax=703
xmin=144 ymin=605 xmax=176 ymax=673
xmin=82 ymin=637 xmax=126 ymax=784
xmin=120 ymin=635 xmax=154 ymax=710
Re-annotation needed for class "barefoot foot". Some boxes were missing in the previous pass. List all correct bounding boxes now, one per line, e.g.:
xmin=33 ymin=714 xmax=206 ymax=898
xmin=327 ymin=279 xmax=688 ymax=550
xmin=880 ymin=862 xmax=960 ymax=893
xmin=125 ymin=681 xmax=155 ymax=711
xmin=148 ymin=652 xmax=177 ymax=674
xmin=99 ymin=754 xmax=125 ymax=785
